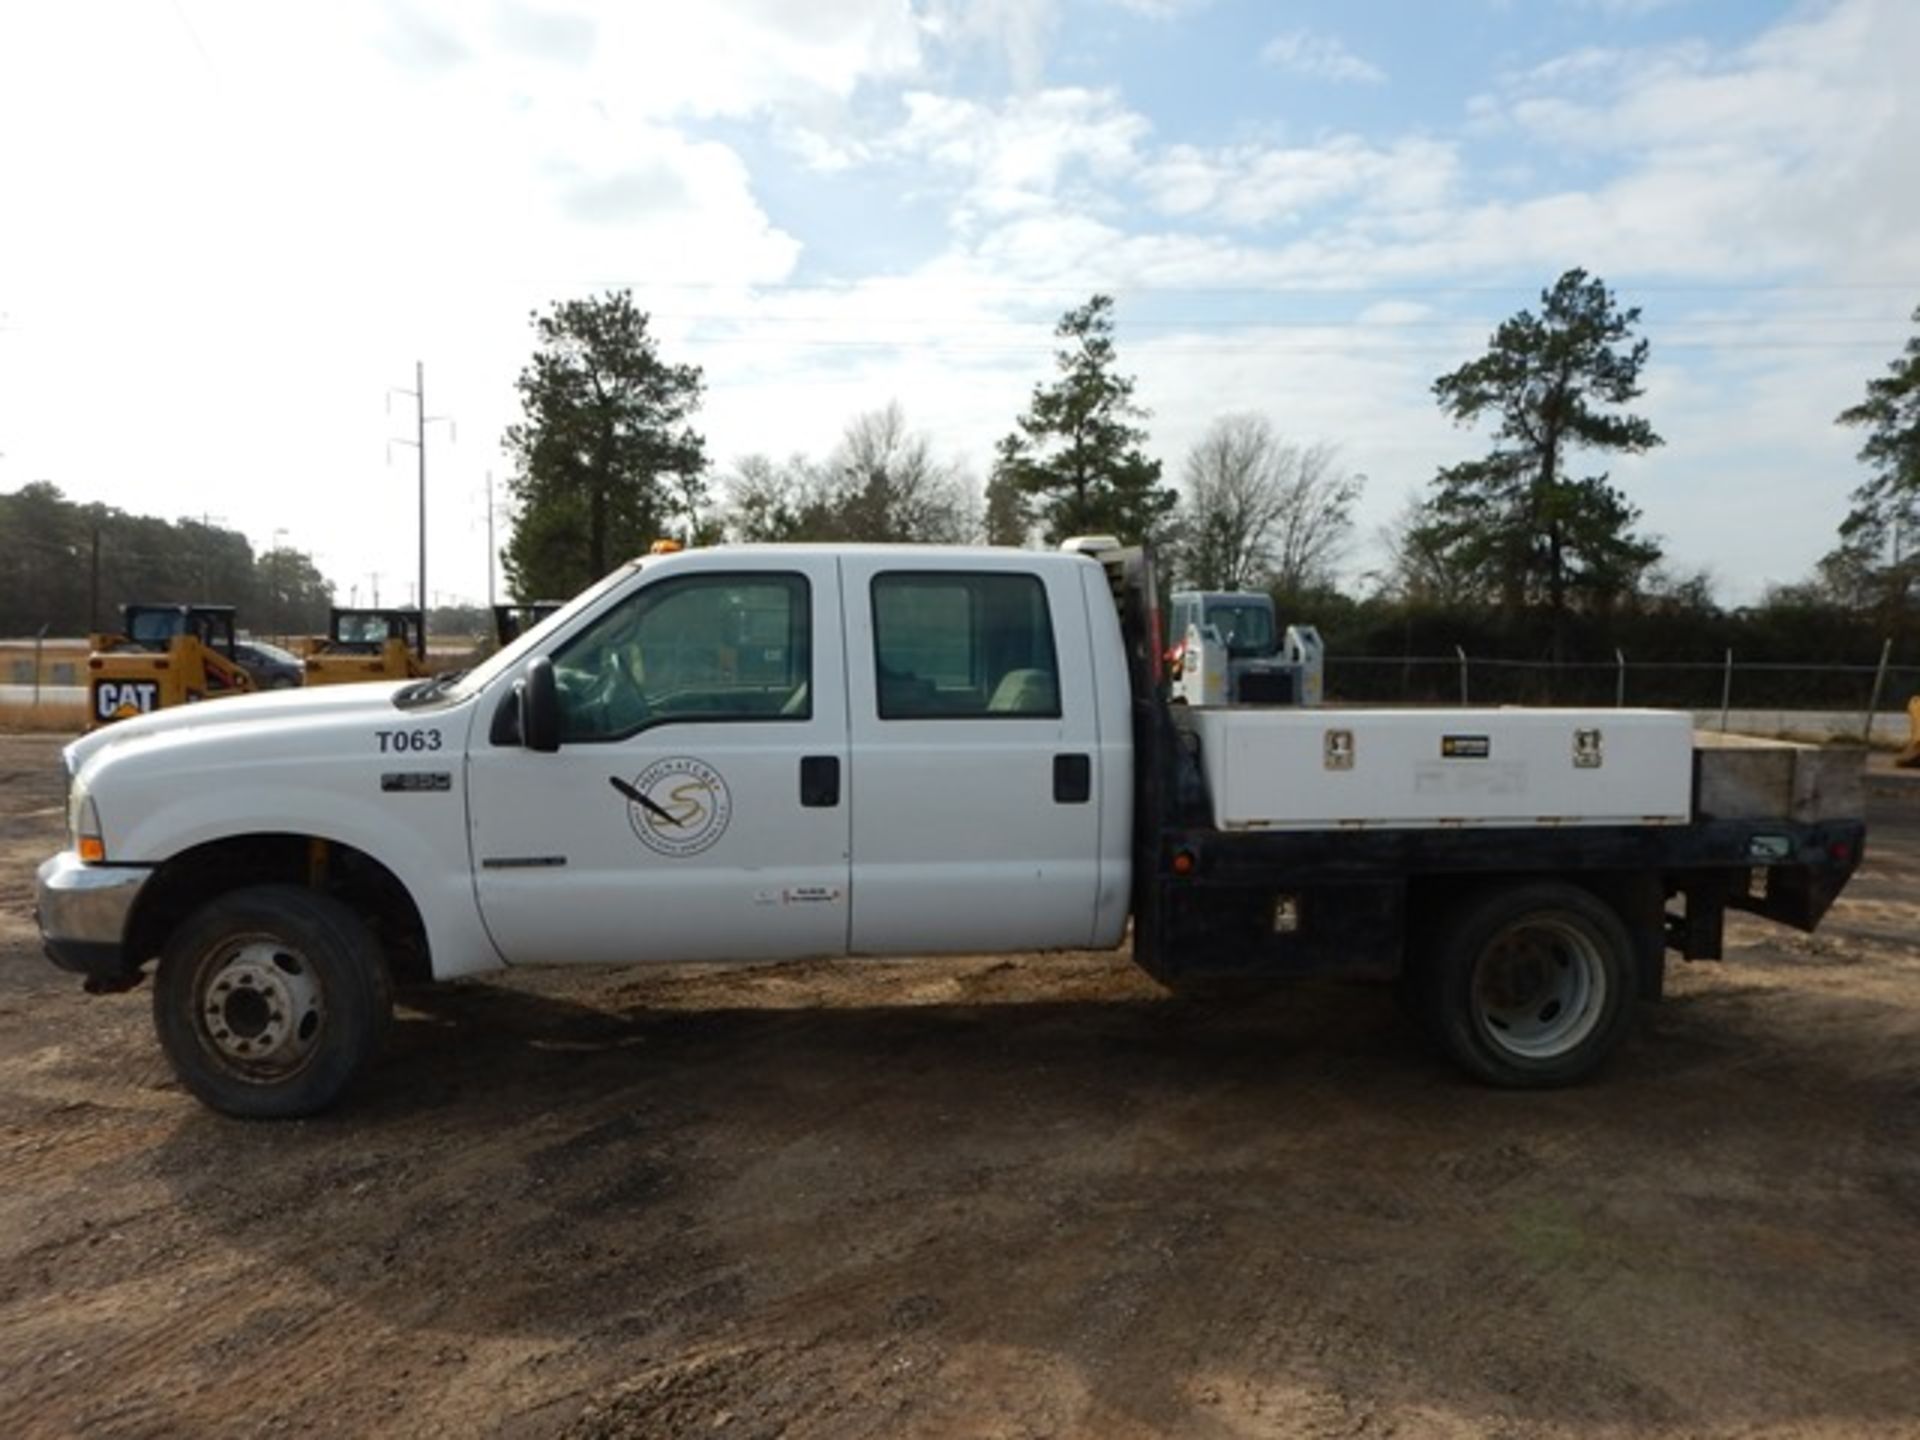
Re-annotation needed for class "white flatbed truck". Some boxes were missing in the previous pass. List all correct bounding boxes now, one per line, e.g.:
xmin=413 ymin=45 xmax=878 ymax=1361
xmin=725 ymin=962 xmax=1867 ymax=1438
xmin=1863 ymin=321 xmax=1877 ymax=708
xmin=36 ymin=541 xmax=1866 ymax=1117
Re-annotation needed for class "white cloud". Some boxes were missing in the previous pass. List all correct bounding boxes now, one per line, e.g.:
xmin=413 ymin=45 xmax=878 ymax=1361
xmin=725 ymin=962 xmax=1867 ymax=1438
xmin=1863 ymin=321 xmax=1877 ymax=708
xmin=1469 ymin=0 xmax=1920 ymax=282
xmin=1140 ymin=136 xmax=1458 ymax=228
xmin=1106 ymin=0 xmax=1211 ymax=16
xmin=373 ymin=0 xmax=928 ymax=118
xmin=889 ymin=87 xmax=1150 ymax=220
xmin=1567 ymin=0 xmax=1690 ymax=15
xmin=1260 ymin=28 xmax=1387 ymax=85
xmin=0 ymin=0 xmax=809 ymax=604
xmin=1 ymin=0 xmax=1915 ymax=611
xmin=920 ymin=0 xmax=1057 ymax=88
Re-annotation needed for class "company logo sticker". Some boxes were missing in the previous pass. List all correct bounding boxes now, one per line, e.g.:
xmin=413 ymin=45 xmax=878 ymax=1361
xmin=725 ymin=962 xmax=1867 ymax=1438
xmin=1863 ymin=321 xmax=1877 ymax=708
xmin=612 ymin=758 xmax=733 ymax=858
xmin=93 ymin=679 xmax=160 ymax=722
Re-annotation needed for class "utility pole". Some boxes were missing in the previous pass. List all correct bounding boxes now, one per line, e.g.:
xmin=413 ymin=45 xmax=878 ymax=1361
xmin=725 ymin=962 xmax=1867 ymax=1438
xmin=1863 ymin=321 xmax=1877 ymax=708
xmin=197 ymin=511 xmax=226 ymax=603
xmin=485 ymin=470 xmax=496 ymax=610
xmin=388 ymin=361 xmax=452 ymax=658
xmin=88 ymin=526 xmax=101 ymax=634
xmin=271 ymin=527 xmax=289 ymax=641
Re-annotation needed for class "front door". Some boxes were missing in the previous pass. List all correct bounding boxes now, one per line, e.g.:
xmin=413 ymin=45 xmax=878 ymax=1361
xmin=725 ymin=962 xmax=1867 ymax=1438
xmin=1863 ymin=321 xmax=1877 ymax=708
xmin=466 ymin=555 xmax=850 ymax=966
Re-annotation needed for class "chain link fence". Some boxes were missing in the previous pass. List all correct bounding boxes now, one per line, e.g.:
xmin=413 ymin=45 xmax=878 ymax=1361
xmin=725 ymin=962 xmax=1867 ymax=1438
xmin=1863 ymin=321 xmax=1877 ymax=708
xmin=1326 ymin=649 xmax=1919 ymax=726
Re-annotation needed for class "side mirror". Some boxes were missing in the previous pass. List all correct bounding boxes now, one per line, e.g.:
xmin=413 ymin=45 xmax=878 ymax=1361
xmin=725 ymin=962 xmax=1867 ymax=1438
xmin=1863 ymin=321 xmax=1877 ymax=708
xmin=518 ymin=656 xmax=560 ymax=753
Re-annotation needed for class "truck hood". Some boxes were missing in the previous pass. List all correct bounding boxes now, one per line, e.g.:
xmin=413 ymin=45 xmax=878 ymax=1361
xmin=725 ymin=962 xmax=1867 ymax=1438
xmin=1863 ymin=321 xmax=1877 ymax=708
xmin=66 ymin=678 xmax=486 ymax=866
xmin=64 ymin=682 xmax=411 ymax=774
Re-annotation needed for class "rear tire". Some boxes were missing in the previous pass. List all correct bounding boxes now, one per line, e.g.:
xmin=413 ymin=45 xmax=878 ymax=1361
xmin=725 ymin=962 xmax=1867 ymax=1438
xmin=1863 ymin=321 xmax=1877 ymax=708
xmin=153 ymin=885 xmax=392 ymax=1118
xmin=1419 ymin=881 xmax=1638 ymax=1088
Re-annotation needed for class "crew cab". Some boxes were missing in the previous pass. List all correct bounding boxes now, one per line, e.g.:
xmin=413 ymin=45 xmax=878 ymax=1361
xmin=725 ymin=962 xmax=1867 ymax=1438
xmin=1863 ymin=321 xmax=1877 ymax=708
xmin=37 ymin=541 xmax=1866 ymax=1116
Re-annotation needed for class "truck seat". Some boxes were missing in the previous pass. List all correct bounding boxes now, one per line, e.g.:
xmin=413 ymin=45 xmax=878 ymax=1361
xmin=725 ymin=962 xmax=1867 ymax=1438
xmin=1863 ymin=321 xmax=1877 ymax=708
xmin=987 ymin=668 xmax=1056 ymax=715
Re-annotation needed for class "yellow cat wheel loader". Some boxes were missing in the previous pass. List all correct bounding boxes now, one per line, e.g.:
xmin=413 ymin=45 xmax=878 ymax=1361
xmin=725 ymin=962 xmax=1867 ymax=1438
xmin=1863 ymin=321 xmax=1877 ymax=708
xmin=303 ymin=608 xmax=428 ymax=686
xmin=86 ymin=604 xmax=255 ymax=729
xmin=1897 ymin=697 xmax=1920 ymax=768
xmin=491 ymin=601 xmax=562 ymax=647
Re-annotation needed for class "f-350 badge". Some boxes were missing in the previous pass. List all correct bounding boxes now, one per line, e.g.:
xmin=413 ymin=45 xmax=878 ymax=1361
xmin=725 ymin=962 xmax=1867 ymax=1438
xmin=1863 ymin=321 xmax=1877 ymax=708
xmin=609 ymin=758 xmax=733 ymax=858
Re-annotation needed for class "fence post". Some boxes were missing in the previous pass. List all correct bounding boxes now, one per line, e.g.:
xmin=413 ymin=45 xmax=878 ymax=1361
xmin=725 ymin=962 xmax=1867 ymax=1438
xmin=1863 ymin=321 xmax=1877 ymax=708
xmin=1615 ymin=647 xmax=1626 ymax=708
xmin=1455 ymin=644 xmax=1469 ymax=706
xmin=33 ymin=623 xmax=48 ymax=709
xmin=1719 ymin=648 xmax=1733 ymax=732
xmin=1864 ymin=637 xmax=1893 ymax=746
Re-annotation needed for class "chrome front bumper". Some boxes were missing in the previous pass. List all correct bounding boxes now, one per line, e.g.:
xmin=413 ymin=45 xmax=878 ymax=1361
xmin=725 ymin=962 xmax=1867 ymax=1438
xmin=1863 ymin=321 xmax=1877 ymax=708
xmin=36 ymin=852 xmax=151 ymax=988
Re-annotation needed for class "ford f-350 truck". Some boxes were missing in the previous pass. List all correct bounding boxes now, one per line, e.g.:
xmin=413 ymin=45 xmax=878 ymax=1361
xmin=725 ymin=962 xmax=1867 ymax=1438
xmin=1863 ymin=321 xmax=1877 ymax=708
xmin=37 ymin=541 xmax=1866 ymax=1117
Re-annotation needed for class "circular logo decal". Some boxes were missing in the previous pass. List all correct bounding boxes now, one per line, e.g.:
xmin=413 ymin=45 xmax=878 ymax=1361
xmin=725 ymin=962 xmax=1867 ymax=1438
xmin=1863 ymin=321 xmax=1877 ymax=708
xmin=623 ymin=756 xmax=733 ymax=857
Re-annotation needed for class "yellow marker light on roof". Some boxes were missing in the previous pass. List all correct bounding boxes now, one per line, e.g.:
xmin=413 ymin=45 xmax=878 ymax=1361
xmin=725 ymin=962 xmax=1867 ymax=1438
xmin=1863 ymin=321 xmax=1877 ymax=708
xmin=649 ymin=538 xmax=684 ymax=554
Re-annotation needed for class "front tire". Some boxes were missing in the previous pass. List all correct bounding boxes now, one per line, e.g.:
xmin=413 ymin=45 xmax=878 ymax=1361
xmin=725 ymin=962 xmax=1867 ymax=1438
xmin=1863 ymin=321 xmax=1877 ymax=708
xmin=1419 ymin=881 xmax=1638 ymax=1088
xmin=153 ymin=885 xmax=392 ymax=1118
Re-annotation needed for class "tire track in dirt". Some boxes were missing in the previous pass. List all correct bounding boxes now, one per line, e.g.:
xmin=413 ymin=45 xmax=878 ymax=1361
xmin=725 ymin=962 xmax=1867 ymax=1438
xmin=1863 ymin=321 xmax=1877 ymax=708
xmin=6 ymin=734 xmax=1920 ymax=1437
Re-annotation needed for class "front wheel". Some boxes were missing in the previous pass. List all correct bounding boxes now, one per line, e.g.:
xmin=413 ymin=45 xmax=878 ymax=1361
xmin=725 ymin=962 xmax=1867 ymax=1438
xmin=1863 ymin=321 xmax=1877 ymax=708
xmin=1418 ymin=881 xmax=1639 ymax=1088
xmin=153 ymin=885 xmax=392 ymax=1118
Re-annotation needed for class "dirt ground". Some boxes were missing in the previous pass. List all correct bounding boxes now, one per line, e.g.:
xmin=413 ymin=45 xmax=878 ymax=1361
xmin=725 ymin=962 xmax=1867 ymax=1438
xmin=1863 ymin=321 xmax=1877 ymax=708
xmin=2 ymin=732 xmax=1917 ymax=1439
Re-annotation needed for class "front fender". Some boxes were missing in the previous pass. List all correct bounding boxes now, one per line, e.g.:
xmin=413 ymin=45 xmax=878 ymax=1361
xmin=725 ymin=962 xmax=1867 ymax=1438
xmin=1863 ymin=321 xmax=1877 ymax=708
xmin=94 ymin=709 xmax=503 ymax=981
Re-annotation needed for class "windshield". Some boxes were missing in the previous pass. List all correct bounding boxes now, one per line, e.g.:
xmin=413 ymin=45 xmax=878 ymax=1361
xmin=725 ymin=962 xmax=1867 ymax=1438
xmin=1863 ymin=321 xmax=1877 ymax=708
xmin=1205 ymin=601 xmax=1276 ymax=656
xmin=337 ymin=613 xmax=401 ymax=645
xmin=442 ymin=562 xmax=645 ymax=703
xmin=129 ymin=611 xmax=187 ymax=644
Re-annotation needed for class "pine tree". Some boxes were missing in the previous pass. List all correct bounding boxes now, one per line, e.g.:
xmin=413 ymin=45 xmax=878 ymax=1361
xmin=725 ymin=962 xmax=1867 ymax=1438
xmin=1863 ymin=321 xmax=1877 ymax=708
xmin=502 ymin=291 xmax=706 ymax=598
xmin=1419 ymin=269 xmax=1663 ymax=657
xmin=999 ymin=295 xmax=1177 ymax=546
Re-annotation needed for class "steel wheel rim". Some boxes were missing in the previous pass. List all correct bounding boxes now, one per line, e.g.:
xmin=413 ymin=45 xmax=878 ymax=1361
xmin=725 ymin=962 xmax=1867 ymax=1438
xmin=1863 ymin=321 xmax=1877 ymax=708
xmin=192 ymin=933 xmax=327 ymax=1083
xmin=1471 ymin=916 xmax=1607 ymax=1060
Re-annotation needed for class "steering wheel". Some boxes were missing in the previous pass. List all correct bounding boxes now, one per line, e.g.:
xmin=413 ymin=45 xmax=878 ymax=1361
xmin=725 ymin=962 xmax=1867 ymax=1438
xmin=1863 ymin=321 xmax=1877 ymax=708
xmin=597 ymin=648 xmax=651 ymax=731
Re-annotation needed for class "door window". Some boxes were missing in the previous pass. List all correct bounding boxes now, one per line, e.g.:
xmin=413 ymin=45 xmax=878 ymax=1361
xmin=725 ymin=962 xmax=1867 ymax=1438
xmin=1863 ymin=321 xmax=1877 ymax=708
xmin=871 ymin=572 xmax=1060 ymax=719
xmin=553 ymin=572 xmax=810 ymax=742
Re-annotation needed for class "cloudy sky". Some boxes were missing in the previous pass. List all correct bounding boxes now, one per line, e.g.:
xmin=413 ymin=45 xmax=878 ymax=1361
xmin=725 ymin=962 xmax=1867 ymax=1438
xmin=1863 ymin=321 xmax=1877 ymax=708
xmin=2 ymin=0 xmax=1916 ymax=607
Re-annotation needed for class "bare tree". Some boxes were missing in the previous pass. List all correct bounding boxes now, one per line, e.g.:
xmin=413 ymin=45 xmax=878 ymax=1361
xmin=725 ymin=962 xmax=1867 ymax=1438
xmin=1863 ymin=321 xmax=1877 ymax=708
xmin=1179 ymin=415 xmax=1361 ymax=592
xmin=720 ymin=404 xmax=976 ymax=544
xmin=827 ymin=402 xmax=975 ymax=544
xmin=1371 ymin=495 xmax=1484 ymax=607
xmin=723 ymin=453 xmax=823 ymax=542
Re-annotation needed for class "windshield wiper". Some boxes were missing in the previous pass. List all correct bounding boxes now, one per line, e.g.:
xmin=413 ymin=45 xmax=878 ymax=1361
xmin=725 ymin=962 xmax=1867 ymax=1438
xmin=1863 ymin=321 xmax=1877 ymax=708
xmin=392 ymin=669 xmax=468 ymax=710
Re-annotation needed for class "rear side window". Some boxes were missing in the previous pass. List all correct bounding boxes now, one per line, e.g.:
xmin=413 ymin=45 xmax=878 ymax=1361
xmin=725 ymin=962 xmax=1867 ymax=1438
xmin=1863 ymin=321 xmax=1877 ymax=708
xmin=871 ymin=572 xmax=1060 ymax=719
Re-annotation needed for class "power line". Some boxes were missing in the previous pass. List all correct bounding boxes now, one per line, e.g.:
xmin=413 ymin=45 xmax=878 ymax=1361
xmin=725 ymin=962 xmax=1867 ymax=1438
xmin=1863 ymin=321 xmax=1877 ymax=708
xmin=648 ymin=311 xmax=1912 ymax=330
xmin=664 ymin=334 xmax=1905 ymax=356
xmin=587 ymin=276 xmax=1920 ymax=297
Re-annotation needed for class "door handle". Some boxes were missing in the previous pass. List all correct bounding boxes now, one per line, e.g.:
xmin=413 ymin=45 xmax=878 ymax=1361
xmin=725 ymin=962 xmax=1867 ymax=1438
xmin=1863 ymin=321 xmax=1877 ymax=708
xmin=1053 ymin=753 xmax=1091 ymax=804
xmin=800 ymin=755 xmax=840 ymax=807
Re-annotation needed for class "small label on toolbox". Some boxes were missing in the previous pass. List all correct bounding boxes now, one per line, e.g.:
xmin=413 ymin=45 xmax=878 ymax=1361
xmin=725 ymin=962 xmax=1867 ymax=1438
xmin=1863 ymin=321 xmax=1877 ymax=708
xmin=1441 ymin=734 xmax=1491 ymax=759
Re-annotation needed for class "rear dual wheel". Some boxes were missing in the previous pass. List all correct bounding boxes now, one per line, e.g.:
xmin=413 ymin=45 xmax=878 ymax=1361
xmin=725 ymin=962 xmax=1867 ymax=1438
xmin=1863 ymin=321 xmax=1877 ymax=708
xmin=153 ymin=885 xmax=392 ymax=1118
xmin=1418 ymin=881 xmax=1638 ymax=1087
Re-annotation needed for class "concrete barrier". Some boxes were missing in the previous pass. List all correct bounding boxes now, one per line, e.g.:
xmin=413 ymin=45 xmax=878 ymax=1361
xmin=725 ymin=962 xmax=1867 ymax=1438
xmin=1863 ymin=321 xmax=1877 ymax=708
xmin=1692 ymin=709 xmax=1904 ymax=747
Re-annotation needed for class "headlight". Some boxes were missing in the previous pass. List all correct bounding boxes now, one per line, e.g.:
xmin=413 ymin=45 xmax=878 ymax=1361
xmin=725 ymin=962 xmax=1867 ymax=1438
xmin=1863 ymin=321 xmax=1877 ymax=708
xmin=67 ymin=776 xmax=104 ymax=863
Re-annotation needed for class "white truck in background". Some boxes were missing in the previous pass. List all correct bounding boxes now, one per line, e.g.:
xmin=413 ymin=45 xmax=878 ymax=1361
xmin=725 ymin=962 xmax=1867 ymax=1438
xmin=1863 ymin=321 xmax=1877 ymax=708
xmin=37 ymin=540 xmax=1866 ymax=1117
xmin=1166 ymin=588 xmax=1323 ymax=707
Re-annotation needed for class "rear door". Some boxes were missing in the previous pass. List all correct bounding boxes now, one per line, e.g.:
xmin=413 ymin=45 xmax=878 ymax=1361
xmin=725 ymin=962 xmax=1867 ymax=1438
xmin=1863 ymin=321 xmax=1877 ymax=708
xmin=839 ymin=554 xmax=1104 ymax=954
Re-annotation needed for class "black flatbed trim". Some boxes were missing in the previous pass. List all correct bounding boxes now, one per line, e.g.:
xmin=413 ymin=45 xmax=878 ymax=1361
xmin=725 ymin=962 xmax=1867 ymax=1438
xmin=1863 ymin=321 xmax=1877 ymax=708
xmin=1165 ymin=816 xmax=1861 ymax=882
